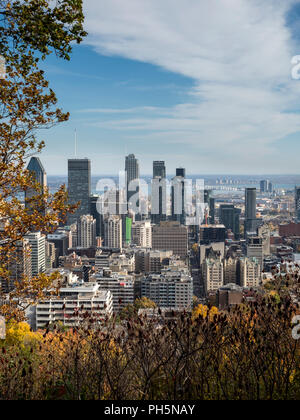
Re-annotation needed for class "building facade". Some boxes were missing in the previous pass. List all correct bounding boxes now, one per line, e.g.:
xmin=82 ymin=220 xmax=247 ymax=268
xmin=24 ymin=232 xmax=46 ymax=277
xmin=141 ymin=270 xmax=193 ymax=309
xmin=152 ymin=221 xmax=188 ymax=259
xmin=36 ymin=283 xmax=113 ymax=329
xmin=67 ymin=159 xmax=91 ymax=225
xmin=132 ymin=220 xmax=152 ymax=248
xmin=77 ymin=215 xmax=96 ymax=248
xmin=104 ymin=216 xmax=122 ymax=250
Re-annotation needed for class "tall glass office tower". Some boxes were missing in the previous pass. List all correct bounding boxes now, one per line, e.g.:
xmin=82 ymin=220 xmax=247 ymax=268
xmin=67 ymin=159 xmax=91 ymax=225
xmin=295 ymin=187 xmax=300 ymax=222
xmin=125 ymin=154 xmax=140 ymax=208
xmin=152 ymin=161 xmax=167 ymax=224
xmin=153 ymin=161 xmax=166 ymax=179
xmin=244 ymin=187 xmax=257 ymax=235
xmin=171 ymin=168 xmax=186 ymax=225
xmin=25 ymin=157 xmax=47 ymax=216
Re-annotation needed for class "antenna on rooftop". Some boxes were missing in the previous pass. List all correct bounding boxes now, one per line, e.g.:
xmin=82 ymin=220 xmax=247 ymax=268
xmin=74 ymin=129 xmax=77 ymax=157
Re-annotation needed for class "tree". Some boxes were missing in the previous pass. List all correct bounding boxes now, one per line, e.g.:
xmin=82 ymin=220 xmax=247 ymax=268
xmin=120 ymin=297 xmax=157 ymax=320
xmin=0 ymin=0 xmax=87 ymax=320
xmin=135 ymin=297 xmax=157 ymax=310
xmin=192 ymin=303 xmax=218 ymax=321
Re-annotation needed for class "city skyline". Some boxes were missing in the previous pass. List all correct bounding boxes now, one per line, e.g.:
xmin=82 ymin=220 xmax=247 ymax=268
xmin=26 ymin=154 xmax=300 ymax=178
xmin=35 ymin=0 xmax=300 ymax=175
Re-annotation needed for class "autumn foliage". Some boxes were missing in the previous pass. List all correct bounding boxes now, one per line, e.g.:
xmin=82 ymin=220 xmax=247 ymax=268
xmin=0 ymin=0 xmax=86 ymax=320
xmin=0 ymin=294 xmax=299 ymax=400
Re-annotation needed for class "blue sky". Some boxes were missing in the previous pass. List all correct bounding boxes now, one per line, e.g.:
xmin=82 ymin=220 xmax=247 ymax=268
xmin=38 ymin=0 xmax=300 ymax=175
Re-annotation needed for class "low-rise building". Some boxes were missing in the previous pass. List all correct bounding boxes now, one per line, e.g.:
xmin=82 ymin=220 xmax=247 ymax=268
xmin=94 ymin=272 xmax=135 ymax=313
xmin=216 ymin=283 xmax=243 ymax=310
xmin=36 ymin=282 xmax=113 ymax=329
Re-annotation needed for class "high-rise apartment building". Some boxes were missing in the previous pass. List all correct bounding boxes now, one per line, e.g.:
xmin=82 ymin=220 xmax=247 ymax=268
xmin=141 ymin=270 xmax=193 ymax=309
xmin=36 ymin=283 xmax=113 ymax=329
xmin=202 ymin=256 xmax=224 ymax=294
xmin=24 ymin=232 xmax=46 ymax=277
xmin=47 ymin=232 xmax=69 ymax=257
xmin=77 ymin=215 xmax=96 ymax=248
xmin=131 ymin=220 xmax=152 ymax=248
xmin=1 ymin=239 xmax=32 ymax=293
xmin=67 ymin=159 xmax=91 ymax=225
xmin=135 ymin=249 xmax=173 ymax=273
xmin=199 ymin=242 xmax=225 ymax=264
xmin=90 ymin=194 xmax=104 ymax=238
xmin=238 ymin=257 xmax=261 ymax=288
xmin=246 ymin=236 xmax=263 ymax=268
xmin=257 ymin=225 xmax=271 ymax=256
xmin=45 ymin=241 xmax=56 ymax=270
xmin=95 ymin=273 xmax=135 ymax=313
xmin=104 ymin=216 xmax=122 ymax=250
xmin=152 ymin=221 xmax=188 ymax=259
xmin=224 ymin=257 xmax=238 ymax=285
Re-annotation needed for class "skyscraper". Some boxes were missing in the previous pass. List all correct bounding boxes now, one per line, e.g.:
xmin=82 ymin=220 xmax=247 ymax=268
xmin=260 ymin=180 xmax=268 ymax=193
xmin=260 ymin=180 xmax=273 ymax=194
xmin=152 ymin=160 xmax=167 ymax=224
xmin=131 ymin=220 xmax=152 ymax=248
xmin=204 ymin=190 xmax=215 ymax=224
xmin=25 ymin=157 xmax=47 ymax=215
xmin=90 ymin=194 xmax=104 ymax=238
xmin=295 ymin=187 xmax=300 ymax=222
xmin=26 ymin=157 xmax=47 ymax=190
xmin=245 ymin=188 xmax=257 ymax=235
xmin=176 ymin=167 xmax=186 ymax=178
xmin=24 ymin=232 xmax=46 ymax=277
xmin=125 ymin=154 xmax=140 ymax=209
xmin=219 ymin=204 xmax=241 ymax=240
xmin=2 ymin=239 xmax=32 ymax=293
xmin=153 ymin=161 xmax=166 ymax=179
xmin=77 ymin=215 xmax=96 ymax=248
xmin=246 ymin=236 xmax=263 ymax=269
xmin=171 ymin=168 xmax=186 ymax=225
xmin=104 ymin=216 xmax=122 ymax=250
xmin=67 ymin=159 xmax=91 ymax=225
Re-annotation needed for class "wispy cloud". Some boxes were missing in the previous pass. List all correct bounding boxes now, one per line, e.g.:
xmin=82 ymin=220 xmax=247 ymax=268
xmin=80 ymin=0 xmax=300 ymax=172
xmin=78 ymin=106 xmax=163 ymax=114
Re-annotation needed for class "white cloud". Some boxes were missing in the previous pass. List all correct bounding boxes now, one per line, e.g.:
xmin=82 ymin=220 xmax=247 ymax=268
xmin=81 ymin=0 xmax=300 ymax=172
